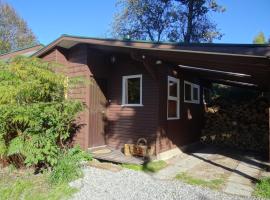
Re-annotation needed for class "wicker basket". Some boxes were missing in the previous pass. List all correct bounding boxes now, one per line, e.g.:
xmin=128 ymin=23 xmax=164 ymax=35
xmin=124 ymin=138 xmax=153 ymax=157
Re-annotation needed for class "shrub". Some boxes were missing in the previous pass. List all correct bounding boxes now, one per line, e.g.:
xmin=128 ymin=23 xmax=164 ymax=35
xmin=49 ymin=147 xmax=92 ymax=185
xmin=0 ymin=56 xmax=85 ymax=168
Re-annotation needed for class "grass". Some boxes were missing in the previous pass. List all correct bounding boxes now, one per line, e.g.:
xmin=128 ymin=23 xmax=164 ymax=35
xmin=175 ymin=172 xmax=224 ymax=190
xmin=122 ymin=160 xmax=167 ymax=173
xmin=254 ymin=177 xmax=270 ymax=198
xmin=0 ymin=147 xmax=91 ymax=200
xmin=0 ymin=169 xmax=77 ymax=200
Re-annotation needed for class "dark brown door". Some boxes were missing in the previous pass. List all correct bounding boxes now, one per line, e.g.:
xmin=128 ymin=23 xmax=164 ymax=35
xmin=89 ymin=77 xmax=107 ymax=147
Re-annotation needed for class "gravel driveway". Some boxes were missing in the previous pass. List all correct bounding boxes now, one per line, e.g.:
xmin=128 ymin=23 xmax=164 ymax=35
xmin=70 ymin=167 xmax=261 ymax=200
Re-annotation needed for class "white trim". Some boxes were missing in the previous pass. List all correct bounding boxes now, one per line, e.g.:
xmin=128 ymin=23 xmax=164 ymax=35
xmin=122 ymin=74 xmax=143 ymax=106
xmin=167 ymin=76 xmax=180 ymax=120
xmin=184 ymin=81 xmax=200 ymax=104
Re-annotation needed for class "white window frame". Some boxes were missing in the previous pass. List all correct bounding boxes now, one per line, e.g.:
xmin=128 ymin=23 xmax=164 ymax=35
xmin=122 ymin=74 xmax=143 ymax=106
xmin=184 ymin=81 xmax=200 ymax=104
xmin=167 ymin=76 xmax=180 ymax=120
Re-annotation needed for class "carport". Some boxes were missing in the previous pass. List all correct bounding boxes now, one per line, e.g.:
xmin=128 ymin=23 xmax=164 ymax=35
xmin=133 ymin=44 xmax=270 ymax=159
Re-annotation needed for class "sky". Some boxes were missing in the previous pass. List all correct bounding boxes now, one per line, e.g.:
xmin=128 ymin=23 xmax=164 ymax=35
xmin=5 ymin=0 xmax=270 ymax=45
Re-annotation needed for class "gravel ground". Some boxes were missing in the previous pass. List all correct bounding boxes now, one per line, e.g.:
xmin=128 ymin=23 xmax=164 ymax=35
xmin=70 ymin=167 xmax=261 ymax=200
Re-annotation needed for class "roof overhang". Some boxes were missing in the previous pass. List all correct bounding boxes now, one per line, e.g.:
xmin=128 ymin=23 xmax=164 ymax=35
xmin=34 ymin=35 xmax=270 ymax=91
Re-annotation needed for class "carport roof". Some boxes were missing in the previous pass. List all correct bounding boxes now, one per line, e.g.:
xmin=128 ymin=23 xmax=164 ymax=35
xmin=34 ymin=34 xmax=270 ymax=91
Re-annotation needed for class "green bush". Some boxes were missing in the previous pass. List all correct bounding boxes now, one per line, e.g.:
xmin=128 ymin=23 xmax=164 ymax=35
xmin=67 ymin=145 xmax=92 ymax=162
xmin=0 ymin=56 xmax=84 ymax=168
xmin=49 ymin=147 xmax=92 ymax=185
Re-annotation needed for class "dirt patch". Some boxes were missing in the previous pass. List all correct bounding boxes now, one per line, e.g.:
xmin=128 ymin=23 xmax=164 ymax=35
xmin=88 ymin=161 xmax=122 ymax=172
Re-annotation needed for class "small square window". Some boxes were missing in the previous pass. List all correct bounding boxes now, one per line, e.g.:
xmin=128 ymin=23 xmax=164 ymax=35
xmin=122 ymin=75 xmax=142 ymax=106
xmin=184 ymin=81 xmax=200 ymax=104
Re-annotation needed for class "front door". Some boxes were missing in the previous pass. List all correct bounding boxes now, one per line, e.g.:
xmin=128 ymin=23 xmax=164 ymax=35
xmin=89 ymin=77 xmax=107 ymax=147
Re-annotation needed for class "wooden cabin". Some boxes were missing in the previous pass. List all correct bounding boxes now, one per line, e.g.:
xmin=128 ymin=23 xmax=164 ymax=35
xmin=33 ymin=35 xmax=270 ymax=161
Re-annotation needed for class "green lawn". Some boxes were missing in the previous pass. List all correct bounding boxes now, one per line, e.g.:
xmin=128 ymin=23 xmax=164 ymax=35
xmin=254 ymin=177 xmax=270 ymax=199
xmin=122 ymin=160 xmax=167 ymax=173
xmin=175 ymin=172 xmax=224 ymax=190
xmin=0 ymin=169 xmax=77 ymax=200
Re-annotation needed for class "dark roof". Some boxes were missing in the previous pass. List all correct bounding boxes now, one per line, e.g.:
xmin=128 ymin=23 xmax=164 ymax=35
xmin=34 ymin=34 xmax=270 ymax=58
xmin=0 ymin=44 xmax=44 ymax=61
xmin=0 ymin=44 xmax=44 ymax=57
xmin=34 ymin=34 xmax=270 ymax=91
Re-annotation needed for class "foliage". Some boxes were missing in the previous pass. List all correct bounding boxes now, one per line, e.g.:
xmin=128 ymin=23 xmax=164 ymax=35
xmin=112 ymin=0 xmax=225 ymax=43
xmin=254 ymin=177 xmax=270 ymax=198
xmin=170 ymin=0 xmax=225 ymax=43
xmin=0 ymin=169 xmax=77 ymax=200
xmin=112 ymin=0 xmax=176 ymax=42
xmin=49 ymin=147 xmax=92 ymax=185
xmin=67 ymin=145 xmax=92 ymax=163
xmin=175 ymin=172 xmax=224 ymax=190
xmin=253 ymin=32 xmax=267 ymax=44
xmin=0 ymin=56 xmax=84 ymax=168
xmin=0 ymin=1 xmax=37 ymax=54
xmin=122 ymin=160 xmax=167 ymax=172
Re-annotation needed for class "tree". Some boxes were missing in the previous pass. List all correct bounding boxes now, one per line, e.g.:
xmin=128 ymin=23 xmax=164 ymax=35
xmin=0 ymin=1 xmax=37 ymax=54
xmin=170 ymin=0 xmax=225 ymax=43
xmin=253 ymin=32 xmax=266 ymax=44
xmin=112 ymin=0 xmax=225 ymax=43
xmin=112 ymin=0 xmax=176 ymax=42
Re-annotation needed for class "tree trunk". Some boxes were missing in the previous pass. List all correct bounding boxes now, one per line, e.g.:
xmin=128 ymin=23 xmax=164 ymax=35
xmin=184 ymin=0 xmax=194 ymax=43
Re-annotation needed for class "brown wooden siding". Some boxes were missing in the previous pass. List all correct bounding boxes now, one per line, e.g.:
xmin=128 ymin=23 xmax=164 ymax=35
xmin=105 ymin=56 xmax=159 ymax=152
xmin=40 ymin=44 xmax=203 ymax=155
xmin=156 ymin=66 xmax=204 ymax=154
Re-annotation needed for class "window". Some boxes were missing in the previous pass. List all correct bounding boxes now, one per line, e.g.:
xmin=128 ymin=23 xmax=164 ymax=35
xmin=184 ymin=81 xmax=200 ymax=104
xmin=122 ymin=75 xmax=142 ymax=106
xmin=167 ymin=76 xmax=180 ymax=120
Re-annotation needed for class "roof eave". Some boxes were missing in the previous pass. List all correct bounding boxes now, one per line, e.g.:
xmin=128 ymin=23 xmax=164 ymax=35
xmin=33 ymin=35 xmax=270 ymax=59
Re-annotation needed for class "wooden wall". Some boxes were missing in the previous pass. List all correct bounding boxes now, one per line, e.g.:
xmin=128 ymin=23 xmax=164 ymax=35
xmin=105 ymin=55 xmax=159 ymax=153
xmin=40 ymin=44 xmax=204 ymax=155
xmin=156 ymin=65 xmax=204 ymax=154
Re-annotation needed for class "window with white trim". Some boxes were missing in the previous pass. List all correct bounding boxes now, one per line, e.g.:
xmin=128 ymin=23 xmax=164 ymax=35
xmin=184 ymin=81 xmax=200 ymax=104
xmin=122 ymin=75 xmax=142 ymax=106
xmin=167 ymin=76 xmax=180 ymax=120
